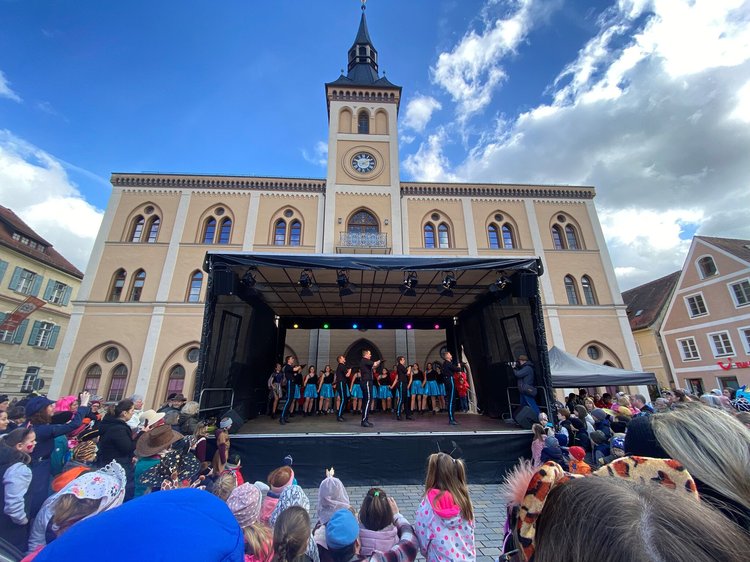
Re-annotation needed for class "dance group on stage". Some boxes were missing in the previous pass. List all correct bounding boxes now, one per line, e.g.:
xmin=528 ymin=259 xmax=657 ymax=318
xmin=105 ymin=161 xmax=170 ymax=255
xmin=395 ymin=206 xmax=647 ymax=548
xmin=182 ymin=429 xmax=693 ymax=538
xmin=269 ymin=349 xmax=470 ymax=427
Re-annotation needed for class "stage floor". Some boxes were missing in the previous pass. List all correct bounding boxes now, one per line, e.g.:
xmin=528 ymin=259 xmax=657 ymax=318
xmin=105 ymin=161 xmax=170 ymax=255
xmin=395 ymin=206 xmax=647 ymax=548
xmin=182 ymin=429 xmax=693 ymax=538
xmin=236 ymin=411 xmax=524 ymax=437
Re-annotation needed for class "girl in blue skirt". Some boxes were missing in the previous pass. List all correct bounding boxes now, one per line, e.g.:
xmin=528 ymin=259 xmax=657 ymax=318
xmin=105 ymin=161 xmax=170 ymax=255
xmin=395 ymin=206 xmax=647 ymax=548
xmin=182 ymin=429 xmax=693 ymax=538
xmin=410 ymin=362 xmax=426 ymax=414
xmin=349 ymin=369 xmax=363 ymax=414
xmin=377 ymin=366 xmax=392 ymax=412
xmin=303 ymin=365 xmax=318 ymax=416
xmin=317 ymin=365 xmax=335 ymax=415
xmin=424 ymin=362 xmax=441 ymax=414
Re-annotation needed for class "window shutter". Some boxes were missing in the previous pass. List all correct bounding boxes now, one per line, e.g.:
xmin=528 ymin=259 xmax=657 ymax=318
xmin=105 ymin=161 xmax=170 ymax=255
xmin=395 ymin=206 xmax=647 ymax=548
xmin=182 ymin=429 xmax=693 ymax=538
xmin=0 ymin=313 xmax=6 ymax=325
xmin=43 ymin=279 xmax=54 ymax=301
xmin=48 ymin=325 xmax=61 ymax=349
xmin=62 ymin=286 xmax=72 ymax=306
xmin=0 ymin=261 xmax=7 ymax=284
xmin=31 ymin=274 xmax=43 ymax=297
xmin=14 ymin=319 xmax=29 ymax=344
xmin=28 ymin=321 xmax=41 ymax=346
xmin=9 ymin=267 xmax=22 ymax=291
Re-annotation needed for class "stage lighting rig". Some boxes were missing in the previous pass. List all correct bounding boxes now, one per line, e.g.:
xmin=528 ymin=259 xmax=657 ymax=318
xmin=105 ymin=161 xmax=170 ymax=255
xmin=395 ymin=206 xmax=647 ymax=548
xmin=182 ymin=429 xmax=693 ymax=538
xmin=438 ymin=271 xmax=457 ymax=297
xmin=298 ymin=269 xmax=316 ymax=297
xmin=240 ymin=269 xmax=257 ymax=288
xmin=336 ymin=269 xmax=354 ymax=297
xmin=401 ymin=271 xmax=418 ymax=297
xmin=489 ymin=272 xmax=512 ymax=293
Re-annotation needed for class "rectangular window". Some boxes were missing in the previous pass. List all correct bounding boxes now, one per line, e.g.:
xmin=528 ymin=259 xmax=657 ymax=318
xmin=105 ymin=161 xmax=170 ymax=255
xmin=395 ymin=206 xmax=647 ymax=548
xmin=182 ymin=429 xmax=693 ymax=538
xmin=0 ymin=326 xmax=15 ymax=344
xmin=48 ymin=281 xmax=68 ymax=305
xmin=16 ymin=269 xmax=37 ymax=295
xmin=31 ymin=322 xmax=54 ymax=348
xmin=20 ymin=367 xmax=39 ymax=393
xmin=730 ymin=279 xmax=750 ymax=307
xmin=686 ymin=378 xmax=705 ymax=396
xmin=740 ymin=327 xmax=750 ymax=354
xmin=719 ymin=376 xmax=739 ymax=392
xmin=677 ymin=337 xmax=700 ymax=361
xmin=708 ymin=331 xmax=734 ymax=357
xmin=685 ymin=294 xmax=708 ymax=318
xmin=0 ymin=363 xmax=4 ymax=378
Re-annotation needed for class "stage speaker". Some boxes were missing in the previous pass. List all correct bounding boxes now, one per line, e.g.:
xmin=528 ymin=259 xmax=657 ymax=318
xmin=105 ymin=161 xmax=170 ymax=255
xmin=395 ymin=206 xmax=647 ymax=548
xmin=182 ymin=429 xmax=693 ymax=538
xmin=219 ymin=408 xmax=244 ymax=434
xmin=214 ymin=270 xmax=237 ymax=296
xmin=513 ymin=405 xmax=537 ymax=430
xmin=512 ymin=272 xmax=538 ymax=298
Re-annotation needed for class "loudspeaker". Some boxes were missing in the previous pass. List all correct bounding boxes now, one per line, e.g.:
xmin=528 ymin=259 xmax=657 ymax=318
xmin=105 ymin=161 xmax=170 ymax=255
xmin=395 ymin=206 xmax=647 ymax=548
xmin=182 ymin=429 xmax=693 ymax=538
xmin=214 ymin=270 xmax=237 ymax=296
xmin=219 ymin=408 xmax=244 ymax=434
xmin=512 ymin=272 xmax=538 ymax=298
xmin=513 ymin=405 xmax=537 ymax=430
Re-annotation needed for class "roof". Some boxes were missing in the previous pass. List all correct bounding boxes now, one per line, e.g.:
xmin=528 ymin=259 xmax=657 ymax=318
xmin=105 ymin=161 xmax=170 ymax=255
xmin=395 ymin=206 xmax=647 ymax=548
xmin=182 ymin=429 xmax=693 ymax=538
xmin=621 ymin=270 xmax=680 ymax=330
xmin=326 ymin=72 xmax=399 ymax=89
xmin=0 ymin=205 xmax=84 ymax=279
xmin=697 ymin=236 xmax=750 ymax=264
xmin=548 ymin=346 xmax=656 ymax=387
xmin=352 ymin=9 xmax=373 ymax=46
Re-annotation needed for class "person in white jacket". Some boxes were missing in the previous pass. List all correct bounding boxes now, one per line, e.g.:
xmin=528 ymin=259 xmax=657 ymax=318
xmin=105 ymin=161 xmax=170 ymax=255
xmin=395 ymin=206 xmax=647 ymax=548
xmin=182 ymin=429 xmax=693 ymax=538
xmin=0 ymin=427 xmax=36 ymax=552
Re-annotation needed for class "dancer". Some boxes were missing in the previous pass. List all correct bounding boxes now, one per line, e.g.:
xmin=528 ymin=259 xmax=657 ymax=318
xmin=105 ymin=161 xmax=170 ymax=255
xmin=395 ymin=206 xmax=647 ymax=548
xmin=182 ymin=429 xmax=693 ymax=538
xmin=280 ymin=356 xmax=301 ymax=425
xmin=410 ymin=363 xmax=425 ymax=415
xmin=424 ymin=363 xmax=440 ymax=414
xmin=442 ymin=351 xmax=459 ymax=425
xmin=350 ymin=369 xmax=362 ymax=415
xmin=269 ymin=363 xmax=283 ymax=419
xmin=334 ymin=356 xmax=350 ymax=422
xmin=394 ymin=356 xmax=413 ymax=421
xmin=318 ymin=365 xmax=334 ymax=415
xmin=303 ymin=366 xmax=318 ymax=416
xmin=378 ymin=366 xmax=392 ymax=413
xmin=360 ymin=349 xmax=381 ymax=427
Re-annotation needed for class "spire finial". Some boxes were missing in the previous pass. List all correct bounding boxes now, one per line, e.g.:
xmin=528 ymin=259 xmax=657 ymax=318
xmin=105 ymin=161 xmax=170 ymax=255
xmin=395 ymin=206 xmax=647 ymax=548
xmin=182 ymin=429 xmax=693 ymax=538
xmin=361 ymin=0 xmax=366 ymax=12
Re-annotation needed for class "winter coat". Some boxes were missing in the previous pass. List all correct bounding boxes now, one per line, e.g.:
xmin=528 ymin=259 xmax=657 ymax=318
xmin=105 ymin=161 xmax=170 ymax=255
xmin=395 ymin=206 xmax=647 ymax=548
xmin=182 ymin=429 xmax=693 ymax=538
xmin=97 ymin=416 xmax=135 ymax=468
xmin=540 ymin=446 xmax=569 ymax=471
xmin=259 ymin=494 xmax=279 ymax=524
xmin=179 ymin=413 xmax=199 ymax=435
xmin=359 ymin=524 xmax=399 ymax=556
xmin=531 ymin=438 xmax=544 ymax=466
xmin=513 ymin=362 xmax=536 ymax=395
xmin=415 ymin=489 xmax=475 ymax=562
xmin=0 ymin=447 xmax=32 ymax=552
xmin=594 ymin=418 xmax=612 ymax=440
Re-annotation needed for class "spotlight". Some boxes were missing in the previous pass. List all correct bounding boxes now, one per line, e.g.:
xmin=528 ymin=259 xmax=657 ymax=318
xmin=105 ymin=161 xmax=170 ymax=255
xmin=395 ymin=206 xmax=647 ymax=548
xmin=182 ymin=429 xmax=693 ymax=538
xmin=293 ymin=323 xmax=299 ymax=329
xmin=406 ymin=323 xmax=413 ymax=330
xmin=377 ymin=323 xmax=383 ymax=329
xmin=352 ymin=323 xmax=358 ymax=329
xmin=401 ymin=271 xmax=418 ymax=297
xmin=434 ymin=324 xmax=440 ymax=330
xmin=489 ymin=273 xmax=512 ymax=293
xmin=438 ymin=271 xmax=457 ymax=297
xmin=323 ymin=323 xmax=330 ymax=329
xmin=241 ymin=269 xmax=257 ymax=288
xmin=337 ymin=269 xmax=354 ymax=297
xmin=298 ymin=269 xmax=315 ymax=297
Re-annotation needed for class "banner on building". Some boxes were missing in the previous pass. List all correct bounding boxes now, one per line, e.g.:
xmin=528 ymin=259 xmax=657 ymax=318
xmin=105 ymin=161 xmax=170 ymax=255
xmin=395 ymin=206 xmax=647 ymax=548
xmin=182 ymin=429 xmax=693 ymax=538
xmin=0 ymin=296 xmax=46 ymax=332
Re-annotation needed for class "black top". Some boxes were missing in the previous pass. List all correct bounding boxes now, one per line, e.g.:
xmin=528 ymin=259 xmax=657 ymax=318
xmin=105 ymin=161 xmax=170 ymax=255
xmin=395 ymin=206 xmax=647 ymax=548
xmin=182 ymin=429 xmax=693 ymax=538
xmin=283 ymin=364 xmax=295 ymax=383
xmin=412 ymin=370 xmax=424 ymax=383
xmin=397 ymin=363 xmax=409 ymax=384
xmin=323 ymin=371 xmax=334 ymax=385
xmin=97 ymin=416 xmax=135 ymax=468
xmin=442 ymin=360 xmax=459 ymax=380
xmin=425 ymin=369 xmax=437 ymax=382
xmin=294 ymin=371 xmax=304 ymax=386
xmin=360 ymin=357 xmax=375 ymax=381
xmin=306 ymin=373 xmax=318 ymax=387
xmin=334 ymin=364 xmax=348 ymax=385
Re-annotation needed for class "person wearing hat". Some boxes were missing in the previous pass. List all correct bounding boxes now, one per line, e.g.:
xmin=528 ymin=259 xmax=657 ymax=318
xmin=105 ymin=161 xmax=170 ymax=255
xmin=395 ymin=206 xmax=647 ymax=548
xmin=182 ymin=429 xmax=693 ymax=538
xmin=157 ymin=393 xmax=186 ymax=416
xmin=324 ymin=504 xmax=419 ymax=562
xmin=227 ymin=483 xmax=273 ymax=561
xmin=591 ymin=408 xmax=612 ymax=439
xmin=568 ymin=446 xmax=592 ymax=475
xmin=133 ymin=424 xmax=183 ymax=497
xmin=24 ymin=391 xmax=91 ymax=519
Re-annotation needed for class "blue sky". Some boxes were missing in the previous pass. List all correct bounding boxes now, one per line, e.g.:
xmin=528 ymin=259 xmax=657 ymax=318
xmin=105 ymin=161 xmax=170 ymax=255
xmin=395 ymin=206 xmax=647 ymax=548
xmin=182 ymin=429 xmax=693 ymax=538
xmin=1 ymin=0 xmax=749 ymax=289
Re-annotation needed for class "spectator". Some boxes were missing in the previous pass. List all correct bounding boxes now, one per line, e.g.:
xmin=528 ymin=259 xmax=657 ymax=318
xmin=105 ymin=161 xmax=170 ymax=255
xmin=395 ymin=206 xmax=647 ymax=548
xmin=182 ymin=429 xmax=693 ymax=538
xmin=0 ymin=394 xmax=8 ymax=412
xmin=0 ymin=427 xmax=36 ymax=552
xmin=598 ymin=435 xmax=626 ymax=466
xmin=97 ymin=399 xmax=136 ymax=500
xmin=653 ymin=397 xmax=670 ymax=412
xmin=157 ymin=393 xmax=186 ymax=415
xmin=133 ymin=424 xmax=183 ymax=497
xmin=269 ymin=485 xmax=319 ymax=561
xmin=573 ymin=405 xmax=595 ymax=433
xmin=125 ymin=394 xmax=144 ymax=430
xmin=313 ymin=470 xmax=350 ymax=553
xmin=225 ymin=454 xmax=245 ymax=485
xmin=590 ymin=430 xmax=610 ymax=466
xmin=261 ymin=466 xmax=294 ymax=523
xmin=540 ymin=437 xmax=568 ymax=471
xmin=179 ymin=401 xmax=200 ymax=435
xmin=227 ymin=483 xmax=273 ymax=562
xmin=590 ymin=408 xmax=612 ymax=439
xmin=0 ymin=408 xmax=8 ymax=436
xmin=736 ymin=411 xmax=750 ymax=429
xmin=530 ymin=424 xmax=546 ymax=466
xmin=623 ymin=415 xmax=669 ymax=459
xmin=358 ymin=488 xmax=398 ymax=556
xmin=567 ymin=446 xmax=591 ymax=475
xmin=273 ymin=505 xmax=313 ymax=562
xmin=7 ymin=406 xmax=26 ymax=431
xmin=631 ymin=393 xmax=653 ymax=416
xmin=210 ymin=472 xmax=238 ymax=502
xmin=414 ymin=452 xmax=475 ymax=561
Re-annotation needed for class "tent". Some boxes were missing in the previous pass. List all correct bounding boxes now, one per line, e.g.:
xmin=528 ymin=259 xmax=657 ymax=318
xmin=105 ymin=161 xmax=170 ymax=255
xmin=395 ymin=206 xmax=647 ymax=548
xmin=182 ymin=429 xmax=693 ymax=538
xmin=548 ymin=346 xmax=657 ymax=387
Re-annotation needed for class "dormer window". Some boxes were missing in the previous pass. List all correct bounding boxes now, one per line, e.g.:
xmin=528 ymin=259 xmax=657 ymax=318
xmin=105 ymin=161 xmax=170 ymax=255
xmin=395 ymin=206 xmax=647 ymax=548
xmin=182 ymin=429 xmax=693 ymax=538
xmin=697 ymin=256 xmax=718 ymax=279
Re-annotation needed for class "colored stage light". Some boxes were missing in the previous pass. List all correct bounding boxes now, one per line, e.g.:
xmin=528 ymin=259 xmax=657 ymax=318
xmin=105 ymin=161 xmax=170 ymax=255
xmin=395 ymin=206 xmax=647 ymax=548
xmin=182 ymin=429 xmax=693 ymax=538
xmin=293 ymin=324 xmax=299 ymax=329
xmin=323 ymin=323 xmax=330 ymax=329
xmin=377 ymin=323 xmax=383 ymax=329
xmin=434 ymin=324 xmax=440 ymax=330
xmin=406 ymin=323 xmax=413 ymax=330
xmin=352 ymin=323 xmax=358 ymax=329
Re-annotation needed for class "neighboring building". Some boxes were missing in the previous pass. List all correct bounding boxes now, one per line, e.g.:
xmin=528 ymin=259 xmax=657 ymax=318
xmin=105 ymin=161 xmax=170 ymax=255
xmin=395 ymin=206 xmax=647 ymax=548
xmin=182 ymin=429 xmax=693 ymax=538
xmin=50 ymin=8 xmax=641 ymax=406
xmin=661 ymin=236 xmax=750 ymax=394
xmin=622 ymin=271 xmax=680 ymax=392
xmin=0 ymin=205 xmax=83 ymax=397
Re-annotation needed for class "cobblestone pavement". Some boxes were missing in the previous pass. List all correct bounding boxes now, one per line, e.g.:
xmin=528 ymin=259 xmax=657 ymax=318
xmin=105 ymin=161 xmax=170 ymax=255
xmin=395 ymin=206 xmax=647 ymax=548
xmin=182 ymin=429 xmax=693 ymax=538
xmin=303 ymin=484 xmax=504 ymax=561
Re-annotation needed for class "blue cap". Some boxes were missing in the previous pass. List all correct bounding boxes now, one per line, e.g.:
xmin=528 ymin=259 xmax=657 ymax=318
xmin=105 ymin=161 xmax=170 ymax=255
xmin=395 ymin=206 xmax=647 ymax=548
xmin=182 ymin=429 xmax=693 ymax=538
xmin=326 ymin=509 xmax=360 ymax=550
xmin=25 ymin=396 xmax=55 ymax=418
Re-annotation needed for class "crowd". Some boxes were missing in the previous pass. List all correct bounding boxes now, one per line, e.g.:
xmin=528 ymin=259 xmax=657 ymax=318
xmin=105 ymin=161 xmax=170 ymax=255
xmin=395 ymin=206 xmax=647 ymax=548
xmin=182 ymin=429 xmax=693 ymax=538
xmin=1 ymin=381 xmax=750 ymax=561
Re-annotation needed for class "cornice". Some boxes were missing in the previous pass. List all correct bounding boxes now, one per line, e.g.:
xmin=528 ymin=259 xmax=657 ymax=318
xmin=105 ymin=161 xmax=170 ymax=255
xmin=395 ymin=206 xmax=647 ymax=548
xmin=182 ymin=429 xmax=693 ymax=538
xmin=112 ymin=174 xmax=326 ymax=194
xmin=400 ymin=183 xmax=595 ymax=200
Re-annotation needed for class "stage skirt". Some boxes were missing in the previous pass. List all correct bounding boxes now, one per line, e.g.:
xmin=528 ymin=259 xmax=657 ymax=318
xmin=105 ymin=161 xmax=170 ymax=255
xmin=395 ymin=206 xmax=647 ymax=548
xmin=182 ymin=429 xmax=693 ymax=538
xmin=410 ymin=380 xmax=424 ymax=396
xmin=438 ymin=383 xmax=446 ymax=396
xmin=350 ymin=384 xmax=363 ymax=398
xmin=377 ymin=385 xmax=392 ymax=399
xmin=424 ymin=380 xmax=440 ymax=396
xmin=294 ymin=386 xmax=301 ymax=399
xmin=319 ymin=384 xmax=334 ymax=398
xmin=304 ymin=385 xmax=318 ymax=398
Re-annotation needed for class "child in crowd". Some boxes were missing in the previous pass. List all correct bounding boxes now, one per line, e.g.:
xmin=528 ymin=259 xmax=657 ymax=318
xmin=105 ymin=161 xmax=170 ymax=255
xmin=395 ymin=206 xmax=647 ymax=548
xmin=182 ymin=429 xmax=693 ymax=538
xmin=192 ymin=421 xmax=210 ymax=471
xmin=313 ymin=468 xmax=350 ymax=553
xmin=227 ymin=483 xmax=273 ymax=562
xmin=213 ymin=421 xmax=231 ymax=474
xmin=598 ymin=435 xmax=626 ymax=466
xmin=590 ymin=430 xmax=610 ymax=465
xmin=456 ymin=370 xmax=470 ymax=412
xmin=261 ymin=465 xmax=295 ymax=523
xmin=591 ymin=408 xmax=612 ymax=439
xmin=540 ymin=436 xmax=568 ymax=471
xmin=415 ymin=452 xmax=475 ymax=561
xmin=273 ymin=505 xmax=311 ymax=562
xmin=225 ymin=453 xmax=245 ymax=485
xmin=567 ymin=446 xmax=592 ymax=475
xmin=530 ymin=424 xmax=546 ymax=466
xmin=359 ymin=488 xmax=399 ymax=556
xmin=210 ymin=472 xmax=238 ymax=502
xmin=0 ymin=427 xmax=36 ymax=552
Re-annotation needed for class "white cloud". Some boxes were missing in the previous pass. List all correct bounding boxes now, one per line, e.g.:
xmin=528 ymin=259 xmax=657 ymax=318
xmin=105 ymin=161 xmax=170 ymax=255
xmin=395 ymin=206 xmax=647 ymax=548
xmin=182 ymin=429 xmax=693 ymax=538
xmin=0 ymin=130 xmax=104 ymax=270
xmin=403 ymin=95 xmax=442 ymax=132
xmin=302 ymin=141 xmax=328 ymax=167
xmin=0 ymin=70 xmax=21 ymax=102
xmin=406 ymin=0 xmax=750 ymax=290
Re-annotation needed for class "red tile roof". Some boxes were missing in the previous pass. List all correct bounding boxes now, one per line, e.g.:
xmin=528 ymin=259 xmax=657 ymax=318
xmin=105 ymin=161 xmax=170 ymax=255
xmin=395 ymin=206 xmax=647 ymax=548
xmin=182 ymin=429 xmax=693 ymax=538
xmin=622 ymin=270 xmax=680 ymax=331
xmin=698 ymin=236 xmax=750 ymax=264
xmin=0 ymin=205 xmax=84 ymax=279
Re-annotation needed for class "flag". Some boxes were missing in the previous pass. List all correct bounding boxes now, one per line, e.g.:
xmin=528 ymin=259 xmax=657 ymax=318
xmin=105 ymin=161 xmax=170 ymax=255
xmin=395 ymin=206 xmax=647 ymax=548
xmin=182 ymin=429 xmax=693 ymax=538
xmin=0 ymin=296 xmax=46 ymax=332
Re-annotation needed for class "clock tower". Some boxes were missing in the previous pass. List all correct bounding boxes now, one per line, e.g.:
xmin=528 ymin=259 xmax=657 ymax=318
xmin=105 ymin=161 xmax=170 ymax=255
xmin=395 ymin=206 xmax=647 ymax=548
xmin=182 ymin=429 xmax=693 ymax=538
xmin=322 ymin=3 xmax=402 ymax=254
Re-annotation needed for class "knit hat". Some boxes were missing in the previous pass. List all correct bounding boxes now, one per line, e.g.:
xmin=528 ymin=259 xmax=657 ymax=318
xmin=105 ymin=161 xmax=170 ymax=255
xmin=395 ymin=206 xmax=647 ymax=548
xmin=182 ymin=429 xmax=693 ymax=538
xmin=590 ymin=430 xmax=606 ymax=445
xmin=611 ymin=435 xmax=626 ymax=452
xmin=544 ymin=436 xmax=559 ymax=448
xmin=554 ymin=433 xmax=568 ymax=447
xmin=317 ymin=475 xmax=350 ymax=524
xmin=26 ymin=396 xmax=55 ymax=418
xmin=219 ymin=417 xmax=233 ymax=429
xmin=570 ymin=417 xmax=585 ymax=431
xmin=73 ymin=440 xmax=97 ymax=462
xmin=568 ymin=446 xmax=586 ymax=461
xmin=326 ymin=509 xmax=360 ymax=550
xmin=253 ymin=480 xmax=270 ymax=495
xmin=591 ymin=408 xmax=607 ymax=421
xmin=227 ymin=483 xmax=262 ymax=528
xmin=0 ymin=394 xmax=8 ymax=404
xmin=624 ymin=415 xmax=669 ymax=458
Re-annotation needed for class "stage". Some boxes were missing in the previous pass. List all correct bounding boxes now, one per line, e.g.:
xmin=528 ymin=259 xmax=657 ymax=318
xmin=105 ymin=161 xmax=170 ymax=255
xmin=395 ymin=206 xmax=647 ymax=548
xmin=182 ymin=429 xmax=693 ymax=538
xmin=228 ymin=412 xmax=531 ymax=487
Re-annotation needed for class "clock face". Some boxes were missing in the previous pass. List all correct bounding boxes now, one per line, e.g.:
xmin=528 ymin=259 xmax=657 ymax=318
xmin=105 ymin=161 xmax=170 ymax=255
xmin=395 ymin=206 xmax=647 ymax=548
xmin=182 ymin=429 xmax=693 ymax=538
xmin=351 ymin=152 xmax=377 ymax=174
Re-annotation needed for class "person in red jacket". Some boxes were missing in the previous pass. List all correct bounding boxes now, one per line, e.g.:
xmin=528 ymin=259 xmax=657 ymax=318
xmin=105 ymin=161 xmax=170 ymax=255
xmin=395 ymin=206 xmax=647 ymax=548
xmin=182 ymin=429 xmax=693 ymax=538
xmin=455 ymin=371 xmax=470 ymax=412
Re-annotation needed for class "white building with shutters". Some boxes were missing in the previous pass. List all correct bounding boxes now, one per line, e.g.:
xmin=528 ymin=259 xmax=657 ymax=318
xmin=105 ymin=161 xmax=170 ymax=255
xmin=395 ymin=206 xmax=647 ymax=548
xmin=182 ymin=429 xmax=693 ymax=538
xmin=0 ymin=205 xmax=83 ymax=397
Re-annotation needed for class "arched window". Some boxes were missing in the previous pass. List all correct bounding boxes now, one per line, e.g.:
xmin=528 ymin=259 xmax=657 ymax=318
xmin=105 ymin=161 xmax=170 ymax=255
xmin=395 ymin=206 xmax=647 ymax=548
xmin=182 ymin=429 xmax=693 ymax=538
xmin=438 ymin=223 xmax=450 ymax=249
xmin=358 ymin=111 xmax=369 ymax=134
xmin=130 ymin=216 xmax=145 ymax=243
xmin=274 ymin=219 xmax=287 ymax=245
xmin=108 ymin=269 xmax=127 ymax=302
xmin=698 ymin=256 xmax=717 ymax=278
xmin=107 ymin=363 xmax=128 ymax=402
xmin=128 ymin=269 xmax=146 ymax=302
xmin=187 ymin=271 xmax=203 ymax=303
xmin=502 ymin=224 xmax=515 ymax=249
xmin=146 ymin=217 xmax=160 ymax=243
xmin=424 ymin=224 xmax=436 ymax=249
xmin=202 ymin=218 xmax=216 ymax=244
xmin=83 ymin=364 xmax=101 ymax=395
xmin=289 ymin=220 xmax=302 ymax=246
xmin=488 ymin=224 xmax=500 ymax=249
xmin=551 ymin=225 xmax=564 ymax=249
xmin=564 ymin=275 xmax=580 ymax=305
xmin=581 ymin=275 xmax=598 ymax=305
xmin=565 ymin=225 xmax=580 ymax=250
xmin=218 ymin=218 xmax=232 ymax=244
xmin=166 ymin=365 xmax=186 ymax=399
xmin=348 ymin=210 xmax=379 ymax=235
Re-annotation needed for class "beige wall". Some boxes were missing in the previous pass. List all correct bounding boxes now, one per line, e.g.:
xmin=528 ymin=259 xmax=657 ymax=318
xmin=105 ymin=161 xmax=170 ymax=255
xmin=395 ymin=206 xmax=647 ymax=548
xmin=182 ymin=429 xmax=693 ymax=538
xmin=632 ymin=328 xmax=672 ymax=389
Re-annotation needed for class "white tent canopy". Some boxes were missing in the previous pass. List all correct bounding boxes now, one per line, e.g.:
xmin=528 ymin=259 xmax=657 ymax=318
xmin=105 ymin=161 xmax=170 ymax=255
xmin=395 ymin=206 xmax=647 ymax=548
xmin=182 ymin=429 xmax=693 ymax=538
xmin=548 ymin=346 xmax=657 ymax=388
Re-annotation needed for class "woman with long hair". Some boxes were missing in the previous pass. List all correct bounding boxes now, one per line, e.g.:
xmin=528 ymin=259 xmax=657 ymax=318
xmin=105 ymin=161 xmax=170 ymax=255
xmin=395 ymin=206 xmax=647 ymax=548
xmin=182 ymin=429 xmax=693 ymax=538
xmin=0 ymin=427 xmax=36 ymax=551
xmin=97 ymin=399 xmax=136 ymax=500
xmin=318 ymin=365 xmax=335 ymax=415
xmin=303 ymin=366 xmax=318 ymax=416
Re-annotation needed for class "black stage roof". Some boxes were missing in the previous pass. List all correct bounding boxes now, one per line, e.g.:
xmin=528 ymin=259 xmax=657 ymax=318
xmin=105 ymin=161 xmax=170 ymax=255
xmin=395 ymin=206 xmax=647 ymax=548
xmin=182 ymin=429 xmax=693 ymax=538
xmin=204 ymin=252 xmax=541 ymax=320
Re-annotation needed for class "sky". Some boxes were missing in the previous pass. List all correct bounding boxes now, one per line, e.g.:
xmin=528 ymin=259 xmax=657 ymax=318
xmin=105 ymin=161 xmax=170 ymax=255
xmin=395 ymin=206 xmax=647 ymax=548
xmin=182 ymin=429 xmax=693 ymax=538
xmin=1 ymin=0 xmax=749 ymax=289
